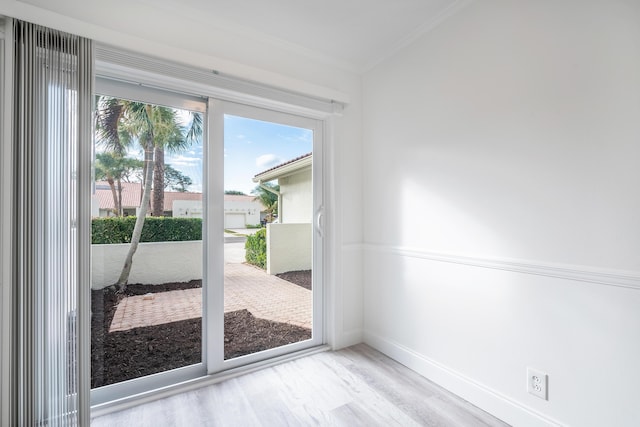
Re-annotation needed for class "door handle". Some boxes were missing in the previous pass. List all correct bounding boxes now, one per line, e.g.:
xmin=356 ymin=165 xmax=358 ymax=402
xmin=315 ymin=207 xmax=324 ymax=238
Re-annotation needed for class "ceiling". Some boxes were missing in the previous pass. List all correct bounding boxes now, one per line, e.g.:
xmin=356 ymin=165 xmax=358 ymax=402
xmin=18 ymin=0 xmax=468 ymax=73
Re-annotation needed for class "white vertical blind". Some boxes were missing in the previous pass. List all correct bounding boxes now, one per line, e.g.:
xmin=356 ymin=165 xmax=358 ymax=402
xmin=13 ymin=20 xmax=93 ymax=426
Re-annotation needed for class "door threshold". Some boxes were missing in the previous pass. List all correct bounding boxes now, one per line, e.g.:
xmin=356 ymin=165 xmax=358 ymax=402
xmin=91 ymin=344 xmax=330 ymax=418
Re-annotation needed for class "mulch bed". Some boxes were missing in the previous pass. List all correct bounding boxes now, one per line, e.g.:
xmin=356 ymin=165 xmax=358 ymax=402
xmin=276 ymin=269 xmax=312 ymax=290
xmin=91 ymin=277 xmax=311 ymax=388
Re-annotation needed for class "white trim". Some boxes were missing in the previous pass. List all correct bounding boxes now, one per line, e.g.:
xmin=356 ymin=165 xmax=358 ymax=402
xmin=254 ymin=154 xmax=312 ymax=182
xmin=95 ymin=44 xmax=343 ymax=120
xmin=91 ymin=364 xmax=207 ymax=408
xmin=205 ymin=98 xmax=224 ymax=375
xmin=364 ymin=332 xmax=564 ymax=427
xmin=363 ymin=243 xmax=640 ymax=291
xmin=95 ymin=77 xmax=207 ymax=113
xmin=322 ymin=116 xmax=338 ymax=349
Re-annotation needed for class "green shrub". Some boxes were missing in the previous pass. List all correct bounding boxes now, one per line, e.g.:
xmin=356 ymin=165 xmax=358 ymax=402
xmin=245 ymin=228 xmax=266 ymax=269
xmin=92 ymin=216 xmax=202 ymax=244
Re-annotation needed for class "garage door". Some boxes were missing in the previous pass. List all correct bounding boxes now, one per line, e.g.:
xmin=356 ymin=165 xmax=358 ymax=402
xmin=225 ymin=213 xmax=245 ymax=228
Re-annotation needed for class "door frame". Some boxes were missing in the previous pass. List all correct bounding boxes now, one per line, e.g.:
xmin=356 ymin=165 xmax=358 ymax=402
xmin=207 ymin=100 xmax=325 ymax=374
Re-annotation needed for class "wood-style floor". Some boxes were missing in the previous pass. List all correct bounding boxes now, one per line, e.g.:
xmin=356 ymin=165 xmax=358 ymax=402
xmin=91 ymin=344 xmax=509 ymax=426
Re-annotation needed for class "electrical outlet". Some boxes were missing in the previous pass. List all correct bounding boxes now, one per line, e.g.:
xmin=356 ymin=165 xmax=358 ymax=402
xmin=527 ymin=367 xmax=548 ymax=400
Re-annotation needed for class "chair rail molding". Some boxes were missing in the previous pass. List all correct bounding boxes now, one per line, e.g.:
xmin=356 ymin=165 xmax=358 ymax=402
xmin=363 ymin=243 xmax=640 ymax=291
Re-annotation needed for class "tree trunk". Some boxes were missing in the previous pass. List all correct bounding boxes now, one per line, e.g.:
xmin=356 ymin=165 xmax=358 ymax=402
xmin=107 ymin=176 xmax=118 ymax=216
xmin=114 ymin=139 xmax=154 ymax=291
xmin=141 ymin=155 xmax=147 ymax=207
xmin=152 ymin=146 xmax=165 ymax=216
xmin=116 ymin=178 xmax=123 ymax=216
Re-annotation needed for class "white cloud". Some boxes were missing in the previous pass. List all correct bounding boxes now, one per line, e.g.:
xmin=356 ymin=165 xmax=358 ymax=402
xmin=256 ymin=154 xmax=283 ymax=169
xmin=168 ymin=154 xmax=201 ymax=167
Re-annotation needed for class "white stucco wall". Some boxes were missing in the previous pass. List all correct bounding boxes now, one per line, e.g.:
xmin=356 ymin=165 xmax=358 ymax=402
xmin=224 ymin=198 xmax=261 ymax=226
xmin=266 ymin=223 xmax=311 ymax=275
xmin=362 ymin=1 xmax=640 ymax=426
xmin=92 ymin=241 xmax=202 ymax=289
xmin=279 ymin=168 xmax=312 ymax=224
xmin=173 ymin=200 xmax=203 ymax=218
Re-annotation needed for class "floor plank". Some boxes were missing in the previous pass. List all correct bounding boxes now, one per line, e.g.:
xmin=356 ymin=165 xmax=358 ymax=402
xmin=91 ymin=344 xmax=510 ymax=426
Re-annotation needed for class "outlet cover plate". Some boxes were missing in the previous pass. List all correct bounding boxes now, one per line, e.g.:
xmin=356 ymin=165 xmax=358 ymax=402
xmin=527 ymin=367 xmax=548 ymax=400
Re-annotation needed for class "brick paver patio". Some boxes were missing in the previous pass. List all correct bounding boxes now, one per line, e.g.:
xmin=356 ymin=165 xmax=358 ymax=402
xmin=109 ymin=262 xmax=312 ymax=332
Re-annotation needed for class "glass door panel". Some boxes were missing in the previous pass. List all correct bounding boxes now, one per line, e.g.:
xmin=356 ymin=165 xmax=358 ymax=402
xmin=91 ymin=80 xmax=207 ymax=405
xmin=223 ymin=114 xmax=313 ymax=359
xmin=208 ymin=101 xmax=323 ymax=372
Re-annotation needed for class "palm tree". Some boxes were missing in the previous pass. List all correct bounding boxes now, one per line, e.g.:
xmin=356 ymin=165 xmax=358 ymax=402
xmin=252 ymin=183 xmax=279 ymax=223
xmin=96 ymin=96 xmax=189 ymax=291
xmin=94 ymin=152 xmax=143 ymax=216
xmin=152 ymin=111 xmax=202 ymax=216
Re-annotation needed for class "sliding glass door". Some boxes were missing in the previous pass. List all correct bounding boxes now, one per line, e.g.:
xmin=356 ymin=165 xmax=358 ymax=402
xmin=207 ymin=101 xmax=324 ymax=373
xmin=91 ymin=89 xmax=323 ymax=405
xmin=91 ymin=80 xmax=207 ymax=404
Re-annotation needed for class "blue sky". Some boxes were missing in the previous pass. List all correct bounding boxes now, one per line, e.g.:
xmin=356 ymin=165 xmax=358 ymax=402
xmin=101 ymin=108 xmax=312 ymax=195
xmin=222 ymin=114 xmax=313 ymax=194
xmin=164 ymin=113 xmax=312 ymax=194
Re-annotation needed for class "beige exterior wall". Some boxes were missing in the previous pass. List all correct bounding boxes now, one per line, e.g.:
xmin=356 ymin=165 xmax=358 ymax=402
xmin=279 ymin=168 xmax=312 ymax=223
xmin=266 ymin=223 xmax=311 ymax=275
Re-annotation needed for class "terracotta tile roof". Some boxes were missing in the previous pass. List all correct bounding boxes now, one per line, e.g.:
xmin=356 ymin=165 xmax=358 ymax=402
xmin=95 ymin=181 xmax=203 ymax=212
xmin=161 ymin=191 xmax=202 ymax=211
xmin=95 ymin=182 xmax=263 ymax=211
xmin=95 ymin=181 xmax=142 ymax=209
xmin=253 ymin=152 xmax=312 ymax=179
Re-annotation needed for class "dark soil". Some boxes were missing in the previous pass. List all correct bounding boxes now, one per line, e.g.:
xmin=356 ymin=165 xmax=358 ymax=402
xmin=91 ymin=280 xmax=311 ymax=388
xmin=276 ymin=269 xmax=312 ymax=290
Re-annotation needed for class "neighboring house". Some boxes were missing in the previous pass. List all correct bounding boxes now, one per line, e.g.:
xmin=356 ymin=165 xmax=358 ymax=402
xmin=92 ymin=181 xmax=145 ymax=217
xmin=93 ymin=181 xmax=263 ymax=227
xmin=252 ymin=152 xmax=312 ymax=224
xmin=223 ymin=194 xmax=263 ymax=228
xmin=253 ymin=153 xmax=312 ymax=275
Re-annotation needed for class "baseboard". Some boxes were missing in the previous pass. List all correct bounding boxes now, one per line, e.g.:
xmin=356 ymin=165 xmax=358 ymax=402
xmin=364 ymin=331 xmax=565 ymax=427
xmin=334 ymin=328 xmax=363 ymax=349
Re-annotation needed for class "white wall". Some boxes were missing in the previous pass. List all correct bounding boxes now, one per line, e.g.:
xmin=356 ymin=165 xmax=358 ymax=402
xmin=0 ymin=0 xmax=363 ymax=350
xmin=173 ymin=200 xmax=204 ymax=218
xmin=92 ymin=241 xmax=202 ymax=289
xmin=266 ymin=223 xmax=312 ymax=275
xmin=362 ymin=1 xmax=640 ymax=426
xmin=280 ymin=168 xmax=312 ymax=223
xmin=222 ymin=198 xmax=262 ymax=226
